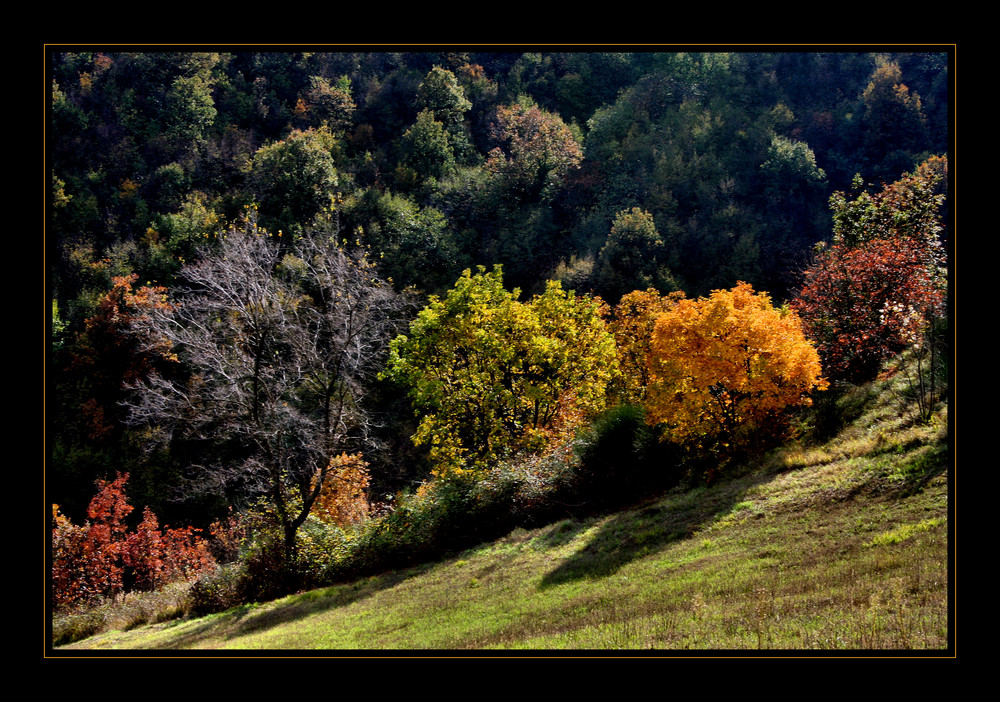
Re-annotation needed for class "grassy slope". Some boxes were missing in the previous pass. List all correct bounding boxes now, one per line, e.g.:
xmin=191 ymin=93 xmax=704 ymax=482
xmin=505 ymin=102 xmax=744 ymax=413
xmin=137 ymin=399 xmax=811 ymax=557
xmin=58 ymin=371 xmax=951 ymax=653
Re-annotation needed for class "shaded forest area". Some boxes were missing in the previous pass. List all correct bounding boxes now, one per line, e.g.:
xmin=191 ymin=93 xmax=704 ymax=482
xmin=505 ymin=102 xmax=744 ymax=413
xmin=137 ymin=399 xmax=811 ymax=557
xmin=47 ymin=47 xmax=950 ymax=536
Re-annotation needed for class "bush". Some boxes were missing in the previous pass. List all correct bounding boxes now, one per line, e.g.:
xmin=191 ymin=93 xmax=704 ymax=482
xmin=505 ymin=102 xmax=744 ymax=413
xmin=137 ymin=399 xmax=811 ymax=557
xmin=574 ymin=404 xmax=683 ymax=505
xmin=296 ymin=515 xmax=354 ymax=586
xmin=342 ymin=486 xmax=448 ymax=577
xmin=123 ymin=507 xmax=216 ymax=593
xmin=52 ymin=581 xmax=195 ymax=646
xmin=233 ymin=529 xmax=302 ymax=604
xmin=52 ymin=608 xmax=107 ymax=647
xmin=209 ymin=501 xmax=354 ymax=605
xmin=333 ymin=468 xmax=521 ymax=580
xmin=187 ymin=563 xmax=246 ymax=616
xmin=340 ymin=425 xmax=640 ymax=580
xmin=311 ymin=453 xmax=372 ymax=528
xmin=228 ymin=409 xmax=687 ymax=591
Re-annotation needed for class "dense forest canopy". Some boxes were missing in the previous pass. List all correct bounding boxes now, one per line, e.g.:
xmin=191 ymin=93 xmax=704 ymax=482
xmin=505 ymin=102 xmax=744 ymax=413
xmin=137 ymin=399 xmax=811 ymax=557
xmin=47 ymin=47 xmax=950 ymax=533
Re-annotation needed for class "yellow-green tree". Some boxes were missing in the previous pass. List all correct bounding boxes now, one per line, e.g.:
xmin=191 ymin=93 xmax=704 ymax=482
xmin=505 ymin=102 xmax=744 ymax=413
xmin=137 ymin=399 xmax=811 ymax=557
xmin=384 ymin=265 xmax=618 ymax=475
xmin=645 ymin=282 xmax=827 ymax=455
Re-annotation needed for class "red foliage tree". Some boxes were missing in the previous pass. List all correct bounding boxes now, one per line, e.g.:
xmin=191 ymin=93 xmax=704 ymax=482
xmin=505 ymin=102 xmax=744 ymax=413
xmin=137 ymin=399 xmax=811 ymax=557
xmin=51 ymin=473 xmax=215 ymax=610
xmin=791 ymin=236 xmax=945 ymax=381
xmin=122 ymin=507 xmax=215 ymax=593
xmin=793 ymin=156 xmax=948 ymax=382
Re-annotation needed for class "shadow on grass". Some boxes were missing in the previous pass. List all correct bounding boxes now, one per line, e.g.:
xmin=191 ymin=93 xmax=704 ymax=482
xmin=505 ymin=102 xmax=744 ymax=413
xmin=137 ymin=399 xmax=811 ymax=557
xmin=866 ymin=440 xmax=949 ymax=499
xmin=536 ymin=405 xmax=949 ymax=591
xmin=533 ymin=518 xmax=592 ymax=550
xmin=537 ymin=478 xmax=756 ymax=589
xmin=158 ymin=564 xmax=432 ymax=650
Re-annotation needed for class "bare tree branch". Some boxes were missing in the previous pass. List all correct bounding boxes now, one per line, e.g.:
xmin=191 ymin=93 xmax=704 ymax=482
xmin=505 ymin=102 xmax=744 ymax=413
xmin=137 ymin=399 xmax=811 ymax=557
xmin=126 ymin=212 xmax=414 ymax=556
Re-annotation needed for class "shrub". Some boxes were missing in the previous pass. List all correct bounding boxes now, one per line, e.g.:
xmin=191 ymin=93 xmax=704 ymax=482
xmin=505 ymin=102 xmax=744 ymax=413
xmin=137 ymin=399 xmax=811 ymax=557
xmin=341 ymin=489 xmax=443 ymax=577
xmin=187 ymin=563 xmax=246 ymax=616
xmin=574 ymin=404 xmax=682 ymax=504
xmin=234 ymin=528 xmax=300 ymax=604
xmin=123 ymin=507 xmax=216 ymax=593
xmin=207 ymin=508 xmax=249 ymax=564
xmin=53 ymin=581 xmax=196 ymax=646
xmin=216 ymin=499 xmax=356 ymax=604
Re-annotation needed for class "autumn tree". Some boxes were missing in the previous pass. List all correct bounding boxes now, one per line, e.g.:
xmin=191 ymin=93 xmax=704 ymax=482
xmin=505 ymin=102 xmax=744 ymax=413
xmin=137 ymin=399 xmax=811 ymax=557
xmin=51 ymin=473 xmax=215 ymax=609
xmin=793 ymin=156 xmax=947 ymax=381
xmin=447 ymin=99 xmax=584 ymax=288
xmin=486 ymin=100 xmax=583 ymax=203
xmin=607 ymin=287 xmax=686 ymax=406
xmin=383 ymin=265 xmax=618 ymax=475
xmin=828 ymin=155 xmax=947 ymax=251
xmin=64 ymin=273 xmax=174 ymax=443
xmin=792 ymin=237 xmax=945 ymax=382
xmin=126 ymin=211 xmax=413 ymax=559
xmin=645 ymin=282 xmax=827 ymax=458
xmin=50 ymin=272 xmax=177 ymax=519
xmin=310 ymin=453 xmax=371 ymax=528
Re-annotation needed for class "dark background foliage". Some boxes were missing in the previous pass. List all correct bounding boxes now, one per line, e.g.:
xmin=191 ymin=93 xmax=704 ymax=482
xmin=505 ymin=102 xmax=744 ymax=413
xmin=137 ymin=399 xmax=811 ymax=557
xmin=47 ymin=46 xmax=950 ymax=528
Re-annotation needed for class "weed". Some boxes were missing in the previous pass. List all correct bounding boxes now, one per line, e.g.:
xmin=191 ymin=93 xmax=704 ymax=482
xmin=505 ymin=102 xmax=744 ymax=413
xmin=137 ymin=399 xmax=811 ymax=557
xmin=52 ymin=580 xmax=196 ymax=646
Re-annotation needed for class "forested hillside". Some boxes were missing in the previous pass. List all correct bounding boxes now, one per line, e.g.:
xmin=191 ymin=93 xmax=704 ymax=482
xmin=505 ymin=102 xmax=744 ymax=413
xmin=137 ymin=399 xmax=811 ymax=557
xmin=47 ymin=48 xmax=951 ymax=636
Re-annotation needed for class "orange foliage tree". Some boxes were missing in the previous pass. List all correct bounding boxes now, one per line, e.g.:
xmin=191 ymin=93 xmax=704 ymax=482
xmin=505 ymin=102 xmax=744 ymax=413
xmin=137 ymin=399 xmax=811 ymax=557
xmin=645 ymin=282 xmax=827 ymax=456
xmin=607 ymin=288 xmax=686 ymax=406
xmin=310 ymin=453 xmax=371 ymax=528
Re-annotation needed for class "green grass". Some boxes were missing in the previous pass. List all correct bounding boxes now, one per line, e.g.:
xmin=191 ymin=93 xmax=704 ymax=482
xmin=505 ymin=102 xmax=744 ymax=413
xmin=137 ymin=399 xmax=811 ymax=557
xmin=54 ymin=370 xmax=950 ymax=653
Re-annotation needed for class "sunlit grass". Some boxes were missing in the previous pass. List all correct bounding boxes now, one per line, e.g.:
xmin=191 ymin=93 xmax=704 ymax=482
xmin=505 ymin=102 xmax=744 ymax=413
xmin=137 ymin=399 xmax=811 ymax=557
xmin=57 ymin=362 xmax=949 ymax=653
xmin=63 ymin=454 xmax=947 ymax=651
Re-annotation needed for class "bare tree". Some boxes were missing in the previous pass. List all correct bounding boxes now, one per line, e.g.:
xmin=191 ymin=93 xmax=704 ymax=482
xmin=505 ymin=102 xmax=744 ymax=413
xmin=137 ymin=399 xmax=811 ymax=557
xmin=127 ymin=212 xmax=414 ymax=558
